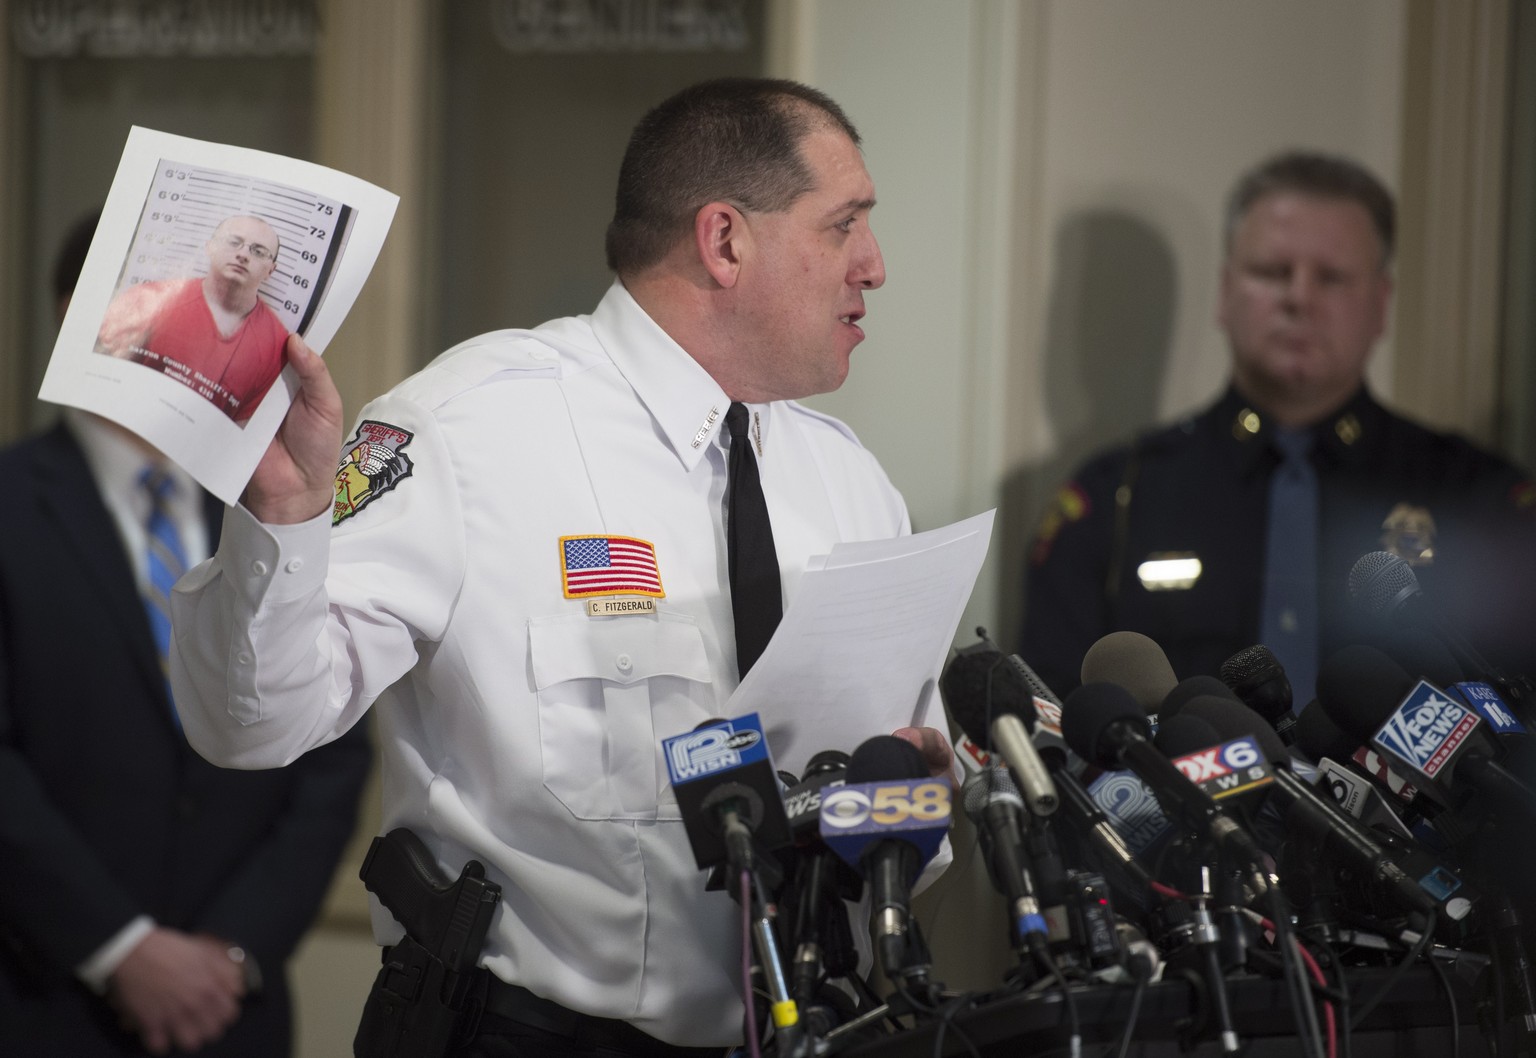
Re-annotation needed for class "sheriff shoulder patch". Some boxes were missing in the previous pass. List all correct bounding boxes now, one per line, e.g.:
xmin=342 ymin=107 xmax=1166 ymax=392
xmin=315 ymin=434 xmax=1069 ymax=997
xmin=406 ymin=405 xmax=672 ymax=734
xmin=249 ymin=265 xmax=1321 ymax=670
xmin=1030 ymin=483 xmax=1090 ymax=566
xmin=333 ymin=420 xmax=415 ymax=526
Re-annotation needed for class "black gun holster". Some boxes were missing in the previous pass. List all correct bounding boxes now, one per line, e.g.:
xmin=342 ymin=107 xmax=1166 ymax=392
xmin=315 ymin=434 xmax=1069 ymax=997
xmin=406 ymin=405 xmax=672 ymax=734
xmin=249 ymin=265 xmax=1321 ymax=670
xmin=352 ymin=829 xmax=502 ymax=1058
xmin=354 ymin=935 xmax=489 ymax=1058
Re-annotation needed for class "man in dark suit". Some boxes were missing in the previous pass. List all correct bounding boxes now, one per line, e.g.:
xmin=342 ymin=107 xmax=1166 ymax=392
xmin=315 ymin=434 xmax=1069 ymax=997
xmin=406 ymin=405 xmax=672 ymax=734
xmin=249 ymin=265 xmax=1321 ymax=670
xmin=0 ymin=213 xmax=372 ymax=1055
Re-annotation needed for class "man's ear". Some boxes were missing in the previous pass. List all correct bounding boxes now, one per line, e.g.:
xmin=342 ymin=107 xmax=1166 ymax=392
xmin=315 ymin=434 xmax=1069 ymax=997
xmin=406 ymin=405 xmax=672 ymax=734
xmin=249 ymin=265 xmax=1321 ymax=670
xmin=693 ymin=201 xmax=747 ymax=289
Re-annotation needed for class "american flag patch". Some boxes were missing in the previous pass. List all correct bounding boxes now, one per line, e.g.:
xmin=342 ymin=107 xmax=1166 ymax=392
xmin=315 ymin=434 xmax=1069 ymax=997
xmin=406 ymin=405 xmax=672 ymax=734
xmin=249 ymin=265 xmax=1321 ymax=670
xmin=560 ymin=535 xmax=665 ymax=599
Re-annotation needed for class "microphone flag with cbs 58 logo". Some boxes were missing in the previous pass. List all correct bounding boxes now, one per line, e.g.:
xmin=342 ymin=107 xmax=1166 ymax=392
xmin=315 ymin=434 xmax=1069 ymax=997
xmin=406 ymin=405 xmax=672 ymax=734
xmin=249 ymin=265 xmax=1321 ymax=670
xmin=818 ymin=777 xmax=952 ymax=870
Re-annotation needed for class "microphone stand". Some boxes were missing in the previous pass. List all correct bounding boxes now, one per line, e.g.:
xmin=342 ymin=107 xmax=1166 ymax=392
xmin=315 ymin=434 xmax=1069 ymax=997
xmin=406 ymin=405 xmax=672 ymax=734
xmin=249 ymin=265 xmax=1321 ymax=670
xmin=1488 ymin=893 xmax=1536 ymax=1054
xmin=1155 ymin=838 xmax=1242 ymax=1056
xmin=1189 ymin=863 xmax=1242 ymax=1056
xmin=721 ymin=810 xmax=806 ymax=1057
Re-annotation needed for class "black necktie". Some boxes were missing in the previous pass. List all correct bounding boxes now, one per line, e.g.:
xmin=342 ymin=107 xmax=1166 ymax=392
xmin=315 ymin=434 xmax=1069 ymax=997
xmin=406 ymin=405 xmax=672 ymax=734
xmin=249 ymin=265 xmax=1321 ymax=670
xmin=725 ymin=402 xmax=782 ymax=678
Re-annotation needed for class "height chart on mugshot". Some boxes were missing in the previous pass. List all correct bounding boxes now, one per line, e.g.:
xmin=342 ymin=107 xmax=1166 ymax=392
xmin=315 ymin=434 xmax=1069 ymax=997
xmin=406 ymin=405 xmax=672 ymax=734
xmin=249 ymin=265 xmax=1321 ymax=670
xmin=120 ymin=162 xmax=353 ymax=337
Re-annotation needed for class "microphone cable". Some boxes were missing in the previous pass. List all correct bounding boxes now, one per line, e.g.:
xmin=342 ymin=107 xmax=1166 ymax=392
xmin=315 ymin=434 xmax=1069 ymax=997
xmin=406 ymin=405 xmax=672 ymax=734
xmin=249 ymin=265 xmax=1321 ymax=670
xmin=1266 ymin=883 xmax=1328 ymax=1058
xmin=1109 ymin=967 xmax=1151 ymax=1058
xmin=740 ymin=868 xmax=762 ymax=1058
xmin=1247 ymin=908 xmax=1342 ymax=1058
xmin=928 ymin=992 xmax=984 ymax=1058
xmin=1346 ymin=908 xmax=1438 ymax=1033
xmin=1425 ymin=948 xmax=1461 ymax=1058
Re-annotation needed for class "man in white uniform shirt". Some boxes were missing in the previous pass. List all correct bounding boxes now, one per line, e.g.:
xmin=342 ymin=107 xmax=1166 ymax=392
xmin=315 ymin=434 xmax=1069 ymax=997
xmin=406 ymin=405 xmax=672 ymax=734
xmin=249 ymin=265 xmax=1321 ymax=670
xmin=171 ymin=78 xmax=953 ymax=1057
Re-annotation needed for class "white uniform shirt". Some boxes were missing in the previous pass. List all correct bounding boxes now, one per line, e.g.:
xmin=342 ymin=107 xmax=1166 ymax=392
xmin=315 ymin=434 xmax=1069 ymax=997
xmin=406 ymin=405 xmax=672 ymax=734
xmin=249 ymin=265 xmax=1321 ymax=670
xmin=171 ymin=281 xmax=922 ymax=1046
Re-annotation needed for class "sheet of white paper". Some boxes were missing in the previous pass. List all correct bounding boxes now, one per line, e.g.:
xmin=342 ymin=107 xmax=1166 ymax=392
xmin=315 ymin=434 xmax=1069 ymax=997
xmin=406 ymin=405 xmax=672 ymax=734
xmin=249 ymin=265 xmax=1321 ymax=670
xmin=39 ymin=126 xmax=398 ymax=505
xmin=730 ymin=509 xmax=995 ymax=777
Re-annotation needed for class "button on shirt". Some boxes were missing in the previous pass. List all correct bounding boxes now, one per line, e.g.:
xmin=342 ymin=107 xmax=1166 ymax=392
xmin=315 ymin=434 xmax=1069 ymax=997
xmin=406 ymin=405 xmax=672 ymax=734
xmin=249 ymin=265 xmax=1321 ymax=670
xmin=170 ymin=281 xmax=916 ymax=1046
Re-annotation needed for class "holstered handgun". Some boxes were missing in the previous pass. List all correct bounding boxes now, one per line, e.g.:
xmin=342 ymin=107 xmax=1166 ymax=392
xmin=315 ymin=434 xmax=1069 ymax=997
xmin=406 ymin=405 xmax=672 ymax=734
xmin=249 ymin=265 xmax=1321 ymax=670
xmin=352 ymin=829 xmax=502 ymax=1058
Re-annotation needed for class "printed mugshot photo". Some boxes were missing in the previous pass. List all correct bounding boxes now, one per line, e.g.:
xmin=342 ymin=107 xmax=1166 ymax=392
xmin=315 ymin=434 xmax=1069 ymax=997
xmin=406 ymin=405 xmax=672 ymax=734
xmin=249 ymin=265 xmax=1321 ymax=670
xmin=91 ymin=159 xmax=353 ymax=426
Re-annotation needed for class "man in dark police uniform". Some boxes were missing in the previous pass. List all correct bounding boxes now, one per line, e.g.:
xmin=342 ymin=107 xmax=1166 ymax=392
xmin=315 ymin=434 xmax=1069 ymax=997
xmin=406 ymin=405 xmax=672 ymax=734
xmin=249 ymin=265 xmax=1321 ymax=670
xmin=1020 ymin=151 xmax=1536 ymax=704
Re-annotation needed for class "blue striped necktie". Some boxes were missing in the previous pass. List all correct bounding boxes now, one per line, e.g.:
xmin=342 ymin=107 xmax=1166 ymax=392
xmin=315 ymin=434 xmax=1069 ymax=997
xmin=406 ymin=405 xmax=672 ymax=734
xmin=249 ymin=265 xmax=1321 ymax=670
xmin=141 ymin=467 xmax=188 ymax=704
xmin=1259 ymin=429 xmax=1318 ymax=707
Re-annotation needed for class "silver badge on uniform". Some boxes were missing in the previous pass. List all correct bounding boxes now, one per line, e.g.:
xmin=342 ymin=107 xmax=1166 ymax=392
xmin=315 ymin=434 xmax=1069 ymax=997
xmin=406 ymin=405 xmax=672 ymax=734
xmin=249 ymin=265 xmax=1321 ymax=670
xmin=1380 ymin=504 xmax=1436 ymax=567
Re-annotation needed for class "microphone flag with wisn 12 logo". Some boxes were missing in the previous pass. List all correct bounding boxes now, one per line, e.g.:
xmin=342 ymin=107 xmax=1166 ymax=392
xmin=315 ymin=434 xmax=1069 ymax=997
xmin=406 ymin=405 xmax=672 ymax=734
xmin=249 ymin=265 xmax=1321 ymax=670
xmin=662 ymin=713 xmax=793 ymax=870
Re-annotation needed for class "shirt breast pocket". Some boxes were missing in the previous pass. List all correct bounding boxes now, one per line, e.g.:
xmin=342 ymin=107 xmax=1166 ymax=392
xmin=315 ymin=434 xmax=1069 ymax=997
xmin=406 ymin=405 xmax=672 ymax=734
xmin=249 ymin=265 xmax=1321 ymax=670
xmin=528 ymin=611 xmax=712 ymax=821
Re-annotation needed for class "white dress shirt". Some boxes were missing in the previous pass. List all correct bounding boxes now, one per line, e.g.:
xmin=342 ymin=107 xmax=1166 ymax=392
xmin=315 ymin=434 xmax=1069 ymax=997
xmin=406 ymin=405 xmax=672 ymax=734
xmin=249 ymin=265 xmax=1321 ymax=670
xmin=171 ymin=281 xmax=926 ymax=1046
xmin=64 ymin=409 xmax=208 ymax=990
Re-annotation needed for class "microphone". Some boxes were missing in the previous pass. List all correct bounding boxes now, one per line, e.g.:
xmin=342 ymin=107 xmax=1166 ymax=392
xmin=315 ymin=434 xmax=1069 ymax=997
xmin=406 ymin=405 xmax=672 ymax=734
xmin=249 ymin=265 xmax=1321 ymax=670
xmin=1154 ymin=707 xmax=1286 ymax=857
xmin=1348 ymin=550 xmax=1529 ymax=708
xmin=1372 ymin=627 xmax=1465 ymax=688
xmin=779 ymin=750 xmax=862 ymax=1032
xmin=1295 ymin=697 xmax=1439 ymax=819
xmin=1060 ymin=682 xmax=1268 ymax=876
xmin=1312 ymin=757 xmax=1417 ymax=841
xmin=1294 ymin=698 xmax=1355 ymax=765
xmin=1219 ymin=645 xmax=1300 ymax=745
xmin=1178 ymin=697 xmax=1441 ymax=920
xmin=1155 ymin=712 xmax=1232 ymax=758
xmin=1368 ymin=627 xmax=1530 ymax=735
xmin=976 ymin=648 xmax=1155 ymax=902
xmin=1081 ymin=631 xmax=1179 ymax=716
xmin=662 ymin=713 xmax=792 ymax=871
xmin=1162 ymin=675 xmax=1242 ymax=721
xmin=821 ymin=736 xmax=951 ymax=982
xmin=1143 ymin=712 xmax=1249 ymax=1055
xmin=784 ymin=750 xmax=851 ymax=841
xmin=941 ymin=641 xmax=1059 ymax=816
xmin=960 ymin=765 xmax=1048 ymax=950
xmin=1004 ymin=652 xmax=1089 ymax=778
xmin=664 ymin=715 xmax=802 ymax=1047
xmin=1317 ymin=646 xmax=1536 ymax=823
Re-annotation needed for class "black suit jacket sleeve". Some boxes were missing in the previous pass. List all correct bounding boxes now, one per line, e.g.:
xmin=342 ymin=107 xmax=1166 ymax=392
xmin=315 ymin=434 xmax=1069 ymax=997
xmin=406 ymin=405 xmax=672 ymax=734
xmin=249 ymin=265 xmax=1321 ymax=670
xmin=192 ymin=725 xmax=372 ymax=972
xmin=0 ymin=425 xmax=372 ymax=987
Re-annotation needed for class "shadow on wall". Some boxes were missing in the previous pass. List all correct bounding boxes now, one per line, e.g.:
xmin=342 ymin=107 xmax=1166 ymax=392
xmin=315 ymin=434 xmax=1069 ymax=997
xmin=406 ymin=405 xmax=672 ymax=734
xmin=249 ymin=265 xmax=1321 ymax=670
xmin=997 ymin=208 xmax=1178 ymax=655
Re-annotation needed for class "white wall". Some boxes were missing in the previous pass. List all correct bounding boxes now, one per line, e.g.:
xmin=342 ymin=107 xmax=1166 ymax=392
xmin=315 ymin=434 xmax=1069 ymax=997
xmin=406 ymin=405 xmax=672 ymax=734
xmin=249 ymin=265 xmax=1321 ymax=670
xmin=790 ymin=0 xmax=1405 ymax=651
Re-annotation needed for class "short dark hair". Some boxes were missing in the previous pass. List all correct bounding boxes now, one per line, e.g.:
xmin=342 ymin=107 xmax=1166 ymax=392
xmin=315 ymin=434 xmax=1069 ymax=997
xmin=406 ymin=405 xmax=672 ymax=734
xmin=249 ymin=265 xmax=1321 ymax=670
xmin=53 ymin=209 xmax=101 ymax=302
xmin=604 ymin=77 xmax=861 ymax=276
xmin=1224 ymin=150 xmax=1396 ymax=267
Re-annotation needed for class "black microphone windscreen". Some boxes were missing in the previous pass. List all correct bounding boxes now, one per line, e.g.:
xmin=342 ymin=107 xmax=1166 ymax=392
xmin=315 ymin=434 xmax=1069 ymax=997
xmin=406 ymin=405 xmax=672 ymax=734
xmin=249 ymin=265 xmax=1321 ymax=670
xmin=1181 ymin=697 xmax=1288 ymax=766
xmin=1317 ymin=645 xmax=1416 ymax=744
xmin=1162 ymin=675 xmax=1239 ymax=719
xmin=803 ymin=749 xmax=851 ymax=780
xmin=1080 ymin=631 xmax=1178 ymax=713
xmin=1347 ymin=551 xmax=1419 ymax=617
xmin=941 ymin=643 xmax=1032 ymax=749
xmin=1218 ymin=644 xmax=1295 ymax=725
xmin=1153 ymin=714 xmax=1224 ymax=757
xmin=1372 ymin=628 xmax=1464 ymax=689
xmin=1293 ymin=699 xmax=1358 ymax=763
xmin=1060 ymin=682 xmax=1147 ymax=768
xmin=1219 ymin=644 xmax=1283 ymax=690
xmin=848 ymin=735 xmax=928 ymax=784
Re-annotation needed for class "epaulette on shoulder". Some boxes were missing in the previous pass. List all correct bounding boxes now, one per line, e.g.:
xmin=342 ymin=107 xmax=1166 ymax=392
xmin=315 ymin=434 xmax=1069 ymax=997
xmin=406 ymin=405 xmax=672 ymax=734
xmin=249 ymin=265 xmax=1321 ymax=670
xmin=1142 ymin=410 xmax=1201 ymax=449
xmin=391 ymin=327 xmax=602 ymax=411
xmin=780 ymin=399 xmax=864 ymax=447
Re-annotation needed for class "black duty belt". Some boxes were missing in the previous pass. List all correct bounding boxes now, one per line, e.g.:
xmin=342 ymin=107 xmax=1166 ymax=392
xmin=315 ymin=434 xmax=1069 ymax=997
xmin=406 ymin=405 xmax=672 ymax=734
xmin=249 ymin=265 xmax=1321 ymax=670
xmin=476 ymin=975 xmax=725 ymax=1058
